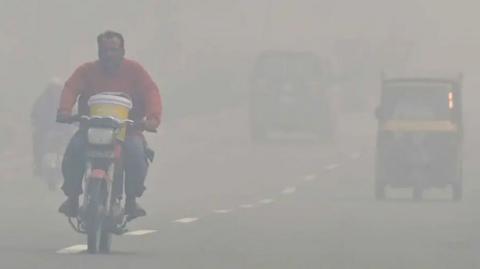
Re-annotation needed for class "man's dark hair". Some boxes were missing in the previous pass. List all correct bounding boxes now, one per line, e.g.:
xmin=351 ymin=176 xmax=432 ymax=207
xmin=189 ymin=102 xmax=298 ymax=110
xmin=97 ymin=30 xmax=125 ymax=48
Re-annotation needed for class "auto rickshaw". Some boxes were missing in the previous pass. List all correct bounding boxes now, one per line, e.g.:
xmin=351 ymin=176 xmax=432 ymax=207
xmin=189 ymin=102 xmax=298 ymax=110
xmin=374 ymin=74 xmax=463 ymax=201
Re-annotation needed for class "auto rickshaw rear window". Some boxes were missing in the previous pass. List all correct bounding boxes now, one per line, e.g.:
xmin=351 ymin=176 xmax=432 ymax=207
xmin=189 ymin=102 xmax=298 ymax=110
xmin=382 ymin=82 xmax=455 ymax=121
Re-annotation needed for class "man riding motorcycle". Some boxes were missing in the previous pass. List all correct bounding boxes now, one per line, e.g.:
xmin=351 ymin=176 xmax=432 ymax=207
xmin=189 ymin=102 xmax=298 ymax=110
xmin=57 ymin=30 xmax=162 ymax=219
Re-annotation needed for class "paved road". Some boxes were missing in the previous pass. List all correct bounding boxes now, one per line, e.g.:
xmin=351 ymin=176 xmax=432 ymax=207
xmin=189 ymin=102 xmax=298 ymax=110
xmin=0 ymin=108 xmax=479 ymax=269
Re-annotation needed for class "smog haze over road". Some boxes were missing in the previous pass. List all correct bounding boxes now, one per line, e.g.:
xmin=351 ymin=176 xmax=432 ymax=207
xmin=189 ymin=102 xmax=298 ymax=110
xmin=1 ymin=1 xmax=480 ymax=268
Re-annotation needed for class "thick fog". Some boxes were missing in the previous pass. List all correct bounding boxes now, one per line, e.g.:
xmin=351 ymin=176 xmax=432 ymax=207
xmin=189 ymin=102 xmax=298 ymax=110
xmin=1 ymin=0 xmax=480 ymax=268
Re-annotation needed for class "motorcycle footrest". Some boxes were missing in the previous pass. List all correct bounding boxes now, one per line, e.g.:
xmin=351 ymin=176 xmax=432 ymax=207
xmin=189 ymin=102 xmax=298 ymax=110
xmin=111 ymin=226 xmax=128 ymax=235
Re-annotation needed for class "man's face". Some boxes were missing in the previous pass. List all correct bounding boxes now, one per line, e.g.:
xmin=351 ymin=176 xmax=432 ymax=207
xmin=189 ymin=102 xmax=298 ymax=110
xmin=98 ymin=37 xmax=124 ymax=71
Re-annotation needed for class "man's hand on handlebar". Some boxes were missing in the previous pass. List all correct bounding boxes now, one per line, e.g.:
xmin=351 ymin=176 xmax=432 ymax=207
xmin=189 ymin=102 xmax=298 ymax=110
xmin=56 ymin=112 xmax=74 ymax=124
xmin=142 ymin=118 xmax=158 ymax=133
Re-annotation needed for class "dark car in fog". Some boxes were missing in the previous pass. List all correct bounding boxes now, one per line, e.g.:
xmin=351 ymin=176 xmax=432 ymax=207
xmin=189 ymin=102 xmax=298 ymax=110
xmin=249 ymin=50 xmax=334 ymax=142
xmin=375 ymin=74 xmax=464 ymax=201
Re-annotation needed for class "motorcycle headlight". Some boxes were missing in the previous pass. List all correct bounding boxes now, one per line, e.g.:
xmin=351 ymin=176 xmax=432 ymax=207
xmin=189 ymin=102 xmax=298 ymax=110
xmin=87 ymin=128 xmax=115 ymax=145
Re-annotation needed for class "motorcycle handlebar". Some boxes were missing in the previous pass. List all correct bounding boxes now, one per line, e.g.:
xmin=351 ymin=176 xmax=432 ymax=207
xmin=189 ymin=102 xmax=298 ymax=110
xmin=60 ymin=115 xmax=157 ymax=133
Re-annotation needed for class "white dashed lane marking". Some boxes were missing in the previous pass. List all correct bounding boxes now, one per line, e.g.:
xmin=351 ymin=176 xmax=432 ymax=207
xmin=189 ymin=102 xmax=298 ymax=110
xmin=259 ymin=199 xmax=274 ymax=204
xmin=324 ymin=164 xmax=340 ymax=171
xmin=57 ymin=244 xmax=87 ymax=254
xmin=213 ymin=209 xmax=233 ymax=214
xmin=304 ymin=174 xmax=317 ymax=181
xmin=173 ymin=218 xmax=199 ymax=224
xmin=58 ymin=151 xmax=362 ymax=254
xmin=124 ymin=229 xmax=158 ymax=236
xmin=281 ymin=187 xmax=297 ymax=195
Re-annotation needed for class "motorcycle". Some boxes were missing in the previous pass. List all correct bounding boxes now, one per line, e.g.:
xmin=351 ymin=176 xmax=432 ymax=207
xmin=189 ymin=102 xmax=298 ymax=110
xmin=65 ymin=114 xmax=153 ymax=254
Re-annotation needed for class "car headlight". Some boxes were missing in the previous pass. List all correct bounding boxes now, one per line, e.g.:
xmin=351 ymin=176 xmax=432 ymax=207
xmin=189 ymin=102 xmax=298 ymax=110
xmin=87 ymin=128 xmax=115 ymax=145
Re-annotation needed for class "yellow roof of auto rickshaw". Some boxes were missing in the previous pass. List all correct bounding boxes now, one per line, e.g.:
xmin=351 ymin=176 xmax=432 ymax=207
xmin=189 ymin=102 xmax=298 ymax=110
xmin=381 ymin=72 xmax=463 ymax=86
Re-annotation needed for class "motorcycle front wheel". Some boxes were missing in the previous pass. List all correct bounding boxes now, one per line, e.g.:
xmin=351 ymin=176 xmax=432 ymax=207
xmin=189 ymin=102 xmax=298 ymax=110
xmin=85 ymin=180 xmax=109 ymax=254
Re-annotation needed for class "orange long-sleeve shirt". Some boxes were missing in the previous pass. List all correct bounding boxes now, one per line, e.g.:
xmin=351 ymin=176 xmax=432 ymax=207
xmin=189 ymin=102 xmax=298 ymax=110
xmin=58 ymin=59 xmax=162 ymax=126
